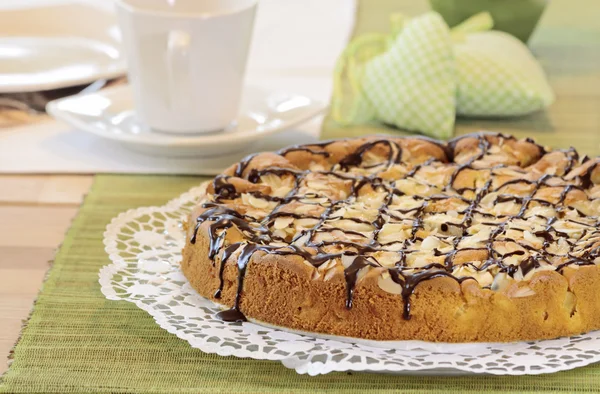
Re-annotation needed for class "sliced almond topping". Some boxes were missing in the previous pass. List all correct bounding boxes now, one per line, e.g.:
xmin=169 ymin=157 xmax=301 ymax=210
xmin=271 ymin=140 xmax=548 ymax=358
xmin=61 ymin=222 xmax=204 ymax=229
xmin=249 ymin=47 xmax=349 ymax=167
xmin=324 ymin=267 xmax=338 ymax=281
xmin=240 ymin=193 xmax=271 ymax=210
xmin=260 ymin=173 xmax=283 ymax=187
xmin=302 ymin=260 xmax=315 ymax=270
xmin=522 ymin=262 xmax=556 ymax=281
xmin=357 ymin=191 xmax=387 ymax=208
xmin=421 ymin=235 xmax=441 ymax=251
xmin=390 ymin=195 xmax=424 ymax=211
xmin=492 ymin=201 xmax=520 ymax=216
xmin=356 ymin=266 xmax=370 ymax=283
xmin=341 ymin=254 xmax=356 ymax=269
xmin=318 ymin=259 xmax=337 ymax=272
xmin=525 ymin=205 xmax=556 ymax=219
xmin=491 ymin=272 xmax=511 ymax=292
xmin=274 ymin=217 xmax=294 ymax=230
xmin=513 ymin=267 xmax=524 ymax=281
xmin=295 ymin=203 xmax=323 ymax=215
xmin=371 ymin=251 xmax=399 ymax=268
xmin=292 ymin=232 xmax=310 ymax=246
xmin=378 ymin=222 xmax=411 ymax=242
xmin=309 ymin=162 xmax=326 ymax=171
xmin=333 ymin=219 xmax=373 ymax=232
xmin=511 ymin=286 xmax=536 ymax=298
xmin=377 ymin=272 xmax=403 ymax=295
xmin=306 ymin=179 xmax=331 ymax=191
xmin=452 ymin=265 xmax=495 ymax=287
xmin=295 ymin=218 xmax=319 ymax=229
xmin=273 ymin=229 xmax=289 ymax=240
xmin=406 ymin=252 xmax=442 ymax=268
xmin=547 ymin=238 xmax=570 ymax=255
xmin=311 ymin=269 xmax=321 ymax=281
xmin=523 ymin=231 xmax=544 ymax=249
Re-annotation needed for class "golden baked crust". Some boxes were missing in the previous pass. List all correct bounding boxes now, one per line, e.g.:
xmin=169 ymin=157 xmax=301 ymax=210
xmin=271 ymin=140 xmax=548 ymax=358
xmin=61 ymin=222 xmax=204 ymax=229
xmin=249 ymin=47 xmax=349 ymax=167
xmin=181 ymin=133 xmax=600 ymax=342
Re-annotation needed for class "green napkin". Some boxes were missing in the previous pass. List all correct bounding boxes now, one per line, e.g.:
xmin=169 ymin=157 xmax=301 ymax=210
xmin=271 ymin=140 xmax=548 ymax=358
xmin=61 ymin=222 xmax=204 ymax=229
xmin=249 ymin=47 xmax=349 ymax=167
xmin=332 ymin=11 xmax=554 ymax=139
xmin=332 ymin=12 xmax=457 ymax=139
xmin=455 ymin=29 xmax=554 ymax=117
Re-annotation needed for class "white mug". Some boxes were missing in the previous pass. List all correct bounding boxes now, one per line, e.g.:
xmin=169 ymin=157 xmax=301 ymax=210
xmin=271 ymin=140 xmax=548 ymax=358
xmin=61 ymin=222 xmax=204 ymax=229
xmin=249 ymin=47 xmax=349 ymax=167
xmin=115 ymin=0 xmax=257 ymax=134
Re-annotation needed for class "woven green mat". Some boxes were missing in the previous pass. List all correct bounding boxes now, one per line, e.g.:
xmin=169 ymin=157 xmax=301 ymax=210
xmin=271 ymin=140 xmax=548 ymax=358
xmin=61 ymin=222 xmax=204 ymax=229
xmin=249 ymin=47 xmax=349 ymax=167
xmin=3 ymin=0 xmax=600 ymax=392
xmin=2 ymin=174 xmax=599 ymax=393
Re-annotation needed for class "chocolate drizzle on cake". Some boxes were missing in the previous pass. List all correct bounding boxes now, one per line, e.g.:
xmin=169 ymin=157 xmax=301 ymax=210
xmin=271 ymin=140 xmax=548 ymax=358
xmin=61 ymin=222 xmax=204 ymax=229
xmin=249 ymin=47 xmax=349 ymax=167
xmin=190 ymin=133 xmax=600 ymax=323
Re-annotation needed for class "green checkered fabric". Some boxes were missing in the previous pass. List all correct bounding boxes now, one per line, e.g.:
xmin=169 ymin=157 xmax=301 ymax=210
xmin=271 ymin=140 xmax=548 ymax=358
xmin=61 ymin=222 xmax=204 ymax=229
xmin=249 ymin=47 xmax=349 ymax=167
xmin=455 ymin=30 xmax=555 ymax=116
xmin=332 ymin=11 xmax=554 ymax=140
xmin=333 ymin=12 xmax=457 ymax=139
xmin=362 ymin=13 xmax=456 ymax=139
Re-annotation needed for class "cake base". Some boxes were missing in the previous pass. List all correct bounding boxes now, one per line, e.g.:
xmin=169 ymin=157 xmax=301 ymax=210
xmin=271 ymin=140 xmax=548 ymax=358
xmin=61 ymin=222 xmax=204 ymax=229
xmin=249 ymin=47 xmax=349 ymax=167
xmin=182 ymin=215 xmax=600 ymax=342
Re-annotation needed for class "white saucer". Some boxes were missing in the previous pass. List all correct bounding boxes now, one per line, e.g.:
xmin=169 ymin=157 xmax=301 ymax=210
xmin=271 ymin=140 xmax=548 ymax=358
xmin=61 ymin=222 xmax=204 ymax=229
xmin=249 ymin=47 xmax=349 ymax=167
xmin=0 ymin=1 xmax=125 ymax=93
xmin=46 ymin=85 xmax=326 ymax=157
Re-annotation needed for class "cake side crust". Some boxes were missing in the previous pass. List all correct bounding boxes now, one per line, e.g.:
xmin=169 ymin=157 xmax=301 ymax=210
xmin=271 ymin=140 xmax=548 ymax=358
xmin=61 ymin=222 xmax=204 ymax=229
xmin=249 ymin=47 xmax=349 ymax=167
xmin=182 ymin=212 xmax=600 ymax=342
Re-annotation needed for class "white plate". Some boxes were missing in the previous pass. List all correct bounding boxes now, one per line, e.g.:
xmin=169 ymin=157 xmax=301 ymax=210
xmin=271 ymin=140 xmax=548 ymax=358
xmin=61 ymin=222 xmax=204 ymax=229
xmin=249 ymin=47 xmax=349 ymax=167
xmin=46 ymin=85 xmax=326 ymax=157
xmin=0 ymin=1 xmax=125 ymax=93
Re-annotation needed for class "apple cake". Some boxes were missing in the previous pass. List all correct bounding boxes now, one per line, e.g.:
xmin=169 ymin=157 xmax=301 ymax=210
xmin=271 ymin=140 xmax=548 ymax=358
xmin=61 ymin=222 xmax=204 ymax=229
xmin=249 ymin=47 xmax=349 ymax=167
xmin=181 ymin=132 xmax=600 ymax=342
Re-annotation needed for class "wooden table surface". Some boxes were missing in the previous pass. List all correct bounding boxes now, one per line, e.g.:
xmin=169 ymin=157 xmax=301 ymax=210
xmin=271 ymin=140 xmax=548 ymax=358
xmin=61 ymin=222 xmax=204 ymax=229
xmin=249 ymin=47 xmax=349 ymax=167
xmin=1 ymin=0 xmax=599 ymax=377
xmin=0 ymin=175 xmax=93 ymax=374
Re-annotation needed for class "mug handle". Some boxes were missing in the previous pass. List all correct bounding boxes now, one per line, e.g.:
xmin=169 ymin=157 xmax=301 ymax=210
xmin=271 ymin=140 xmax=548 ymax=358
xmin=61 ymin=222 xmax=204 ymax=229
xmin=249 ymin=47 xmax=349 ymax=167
xmin=166 ymin=30 xmax=192 ymax=112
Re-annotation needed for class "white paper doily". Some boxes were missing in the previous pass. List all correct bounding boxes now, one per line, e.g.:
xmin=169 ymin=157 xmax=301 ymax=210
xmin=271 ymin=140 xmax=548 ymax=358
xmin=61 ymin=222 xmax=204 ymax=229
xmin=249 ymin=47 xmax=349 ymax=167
xmin=100 ymin=184 xmax=600 ymax=376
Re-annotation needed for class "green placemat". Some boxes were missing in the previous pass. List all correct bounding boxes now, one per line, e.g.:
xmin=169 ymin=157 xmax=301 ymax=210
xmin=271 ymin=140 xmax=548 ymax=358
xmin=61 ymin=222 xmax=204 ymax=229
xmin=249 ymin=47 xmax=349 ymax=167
xmin=3 ymin=0 xmax=600 ymax=392
xmin=3 ymin=174 xmax=600 ymax=393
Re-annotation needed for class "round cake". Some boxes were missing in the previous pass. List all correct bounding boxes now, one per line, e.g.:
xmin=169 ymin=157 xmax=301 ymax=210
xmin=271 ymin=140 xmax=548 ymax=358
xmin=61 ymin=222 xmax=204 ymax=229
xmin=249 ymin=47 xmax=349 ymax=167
xmin=181 ymin=132 xmax=600 ymax=342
